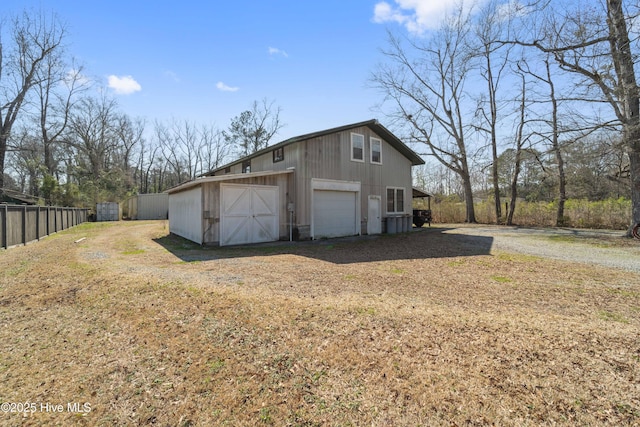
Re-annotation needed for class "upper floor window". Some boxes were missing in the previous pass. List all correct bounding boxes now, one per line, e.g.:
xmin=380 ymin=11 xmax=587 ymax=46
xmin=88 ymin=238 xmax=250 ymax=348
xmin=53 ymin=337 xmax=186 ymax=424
xmin=386 ymin=187 xmax=405 ymax=213
xmin=273 ymin=146 xmax=284 ymax=163
xmin=351 ymin=133 xmax=364 ymax=162
xmin=242 ymin=160 xmax=251 ymax=173
xmin=370 ymin=138 xmax=382 ymax=164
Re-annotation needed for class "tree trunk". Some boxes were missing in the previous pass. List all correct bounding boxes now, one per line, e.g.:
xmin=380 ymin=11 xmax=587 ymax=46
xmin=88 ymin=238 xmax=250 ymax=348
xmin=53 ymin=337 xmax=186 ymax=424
xmin=507 ymin=151 xmax=521 ymax=226
xmin=508 ymin=73 xmax=527 ymax=226
xmin=0 ymin=136 xmax=6 ymax=189
xmin=486 ymin=53 xmax=501 ymax=224
xmin=630 ymin=151 xmax=640 ymax=232
xmin=542 ymin=60 xmax=565 ymax=227
xmin=555 ymin=148 xmax=567 ymax=227
xmin=462 ymin=172 xmax=477 ymax=223
xmin=606 ymin=0 xmax=640 ymax=235
xmin=492 ymin=143 xmax=501 ymax=224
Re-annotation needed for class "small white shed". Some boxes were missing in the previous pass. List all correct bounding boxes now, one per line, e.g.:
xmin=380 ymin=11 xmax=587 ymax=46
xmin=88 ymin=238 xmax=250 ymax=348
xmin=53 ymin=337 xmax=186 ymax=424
xmin=167 ymin=170 xmax=293 ymax=246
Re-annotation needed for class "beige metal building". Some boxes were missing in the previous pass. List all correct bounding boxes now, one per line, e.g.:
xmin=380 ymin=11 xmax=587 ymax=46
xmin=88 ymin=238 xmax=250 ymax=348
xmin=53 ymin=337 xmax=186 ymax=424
xmin=124 ymin=193 xmax=169 ymax=220
xmin=167 ymin=119 xmax=424 ymax=246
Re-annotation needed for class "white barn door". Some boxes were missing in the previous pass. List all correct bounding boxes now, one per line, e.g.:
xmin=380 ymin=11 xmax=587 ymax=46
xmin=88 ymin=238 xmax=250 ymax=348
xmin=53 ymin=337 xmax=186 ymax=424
xmin=220 ymin=184 xmax=279 ymax=246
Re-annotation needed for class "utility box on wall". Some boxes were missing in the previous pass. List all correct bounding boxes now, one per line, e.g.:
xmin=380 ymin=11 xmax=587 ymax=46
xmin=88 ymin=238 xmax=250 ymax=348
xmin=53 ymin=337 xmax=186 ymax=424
xmin=96 ymin=202 xmax=120 ymax=222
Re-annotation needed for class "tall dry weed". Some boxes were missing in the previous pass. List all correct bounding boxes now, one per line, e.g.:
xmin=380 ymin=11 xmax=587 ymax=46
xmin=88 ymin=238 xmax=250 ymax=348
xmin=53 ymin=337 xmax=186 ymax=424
xmin=426 ymin=197 xmax=631 ymax=228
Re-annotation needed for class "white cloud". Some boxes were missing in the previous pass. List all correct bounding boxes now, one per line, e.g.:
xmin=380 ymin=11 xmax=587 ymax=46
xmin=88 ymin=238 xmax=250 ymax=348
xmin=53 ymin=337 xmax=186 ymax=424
xmin=373 ymin=2 xmax=408 ymax=26
xmin=268 ymin=46 xmax=289 ymax=58
xmin=373 ymin=0 xmax=478 ymax=34
xmin=216 ymin=81 xmax=239 ymax=92
xmin=107 ymin=75 xmax=141 ymax=95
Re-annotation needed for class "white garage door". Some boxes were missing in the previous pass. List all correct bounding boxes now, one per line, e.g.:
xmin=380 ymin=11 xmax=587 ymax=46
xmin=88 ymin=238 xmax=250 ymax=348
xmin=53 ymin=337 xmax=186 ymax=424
xmin=313 ymin=190 xmax=358 ymax=239
xmin=220 ymin=184 xmax=279 ymax=246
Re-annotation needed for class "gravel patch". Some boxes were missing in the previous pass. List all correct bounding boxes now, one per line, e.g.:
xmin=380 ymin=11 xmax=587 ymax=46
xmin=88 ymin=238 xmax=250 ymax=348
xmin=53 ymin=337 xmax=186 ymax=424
xmin=439 ymin=225 xmax=640 ymax=273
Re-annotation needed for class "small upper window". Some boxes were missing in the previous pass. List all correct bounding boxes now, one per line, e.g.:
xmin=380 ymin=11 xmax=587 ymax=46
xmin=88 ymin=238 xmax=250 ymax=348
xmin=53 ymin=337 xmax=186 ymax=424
xmin=242 ymin=160 xmax=251 ymax=173
xmin=273 ymin=146 xmax=284 ymax=163
xmin=351 ymin=133 xmax=364 ymax=162
xmin=370 ymin=138 xmax=382 ymax=164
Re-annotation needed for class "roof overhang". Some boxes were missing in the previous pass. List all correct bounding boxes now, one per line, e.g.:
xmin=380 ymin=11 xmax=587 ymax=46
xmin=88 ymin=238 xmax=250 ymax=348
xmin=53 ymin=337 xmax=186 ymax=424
xmin=412 ymin=187 xmax=431 ymax=198
xmin=166 ymin=169 xmax=294 ymax=194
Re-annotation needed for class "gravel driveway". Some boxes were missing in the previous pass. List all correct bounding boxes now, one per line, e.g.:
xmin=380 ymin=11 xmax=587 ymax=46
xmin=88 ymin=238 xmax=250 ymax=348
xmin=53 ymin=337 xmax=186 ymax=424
xmin=437 ymin=225 xmax=640 ymax=273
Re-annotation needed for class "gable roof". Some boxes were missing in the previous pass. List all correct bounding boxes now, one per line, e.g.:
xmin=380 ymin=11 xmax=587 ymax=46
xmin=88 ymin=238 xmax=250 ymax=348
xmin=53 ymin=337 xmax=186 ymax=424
xmin=203 ymin=119 xmax=424 ymax=177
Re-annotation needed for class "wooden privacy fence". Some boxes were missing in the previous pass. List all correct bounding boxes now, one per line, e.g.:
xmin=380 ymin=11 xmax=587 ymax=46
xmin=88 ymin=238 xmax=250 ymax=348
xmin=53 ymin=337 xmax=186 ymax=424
xmin=0 ymin=205 xmax=89 ymax=250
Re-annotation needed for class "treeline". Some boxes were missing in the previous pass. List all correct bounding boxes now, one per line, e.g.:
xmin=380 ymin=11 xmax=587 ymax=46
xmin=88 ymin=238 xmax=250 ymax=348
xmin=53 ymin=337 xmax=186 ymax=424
xmin=6 ymin=94 xmax=232 ymax=207
xmin=414 ymin=131 xmax=630 ymax=221
xmin=0 ymin=11 xmax=281 ymax=207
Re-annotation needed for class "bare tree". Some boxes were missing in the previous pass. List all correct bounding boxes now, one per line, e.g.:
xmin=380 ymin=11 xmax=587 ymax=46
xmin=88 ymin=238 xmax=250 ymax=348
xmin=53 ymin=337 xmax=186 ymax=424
xmin=472 ymin=0 xmax=517 ymax=223
xmin=372 ymin=7 xmax=477 ymax=222
xmin=35 ymin=60 xmax=88 ymax=178
xmin=517 ymin=0 xmax=640 ymax=234
xmin=519 ymin=56 xmax=569 ymax=225
xmin=65 ymin=95 xmax=122 ymax=203
xmin=155 ymin=120 xmax=186 ymax=186
xmin=223 ymin=98 xmax=284 ymax=157
xmin=200 ymin=123 xmax=230 ymax=172
xmin=134 ymin=138 xmax=159 ymax=194
xmin=155 ymin=118 xmax=208 ymax=186
xmin=506 ymin=70 xmax=531 ymax=225
xmin=0 ymin=10 xmax=66 ymax=189
xmin=114 ymin=115 xmax=145 ymax=192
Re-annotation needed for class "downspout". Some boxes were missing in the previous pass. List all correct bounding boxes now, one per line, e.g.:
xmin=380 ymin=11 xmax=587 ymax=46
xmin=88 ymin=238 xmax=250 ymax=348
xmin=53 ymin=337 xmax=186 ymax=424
xmin=287 ymin=167 xmax=296 ymax=241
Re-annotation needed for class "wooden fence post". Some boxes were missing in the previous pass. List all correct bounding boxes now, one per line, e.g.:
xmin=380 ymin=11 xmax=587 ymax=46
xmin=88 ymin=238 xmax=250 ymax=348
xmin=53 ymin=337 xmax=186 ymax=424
xmin=22 ymin=205 xmax=27 ymax=246
xmin=36 ymin=206 xmax=40 ymax=241
xmin=2 ymin=205 xmax=7 ymax=250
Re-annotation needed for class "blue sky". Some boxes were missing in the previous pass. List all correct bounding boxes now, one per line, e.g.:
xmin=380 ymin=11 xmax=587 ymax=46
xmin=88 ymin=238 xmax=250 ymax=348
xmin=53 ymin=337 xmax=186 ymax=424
xmin=3 ymin=0 xmax=465 ymax=141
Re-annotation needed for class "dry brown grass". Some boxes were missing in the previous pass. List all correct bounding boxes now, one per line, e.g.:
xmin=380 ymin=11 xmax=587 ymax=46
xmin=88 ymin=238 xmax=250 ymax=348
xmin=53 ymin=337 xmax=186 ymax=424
xmin=0 ymin=221 xmax=638 ymax=426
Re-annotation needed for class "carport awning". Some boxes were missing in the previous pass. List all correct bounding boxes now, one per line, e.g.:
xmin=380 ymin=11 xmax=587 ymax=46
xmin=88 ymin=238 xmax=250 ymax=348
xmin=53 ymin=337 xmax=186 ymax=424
xmin=412 ymin=187 xmax=431 ymax=198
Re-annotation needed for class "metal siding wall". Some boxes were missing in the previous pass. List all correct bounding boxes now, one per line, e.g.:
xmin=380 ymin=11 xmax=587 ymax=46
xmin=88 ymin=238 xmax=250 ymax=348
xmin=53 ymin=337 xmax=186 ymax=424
xmin=129 ymin=197 xmax=138 ymax=219
xmin=169 ymin=186 xmax=203 ymax=244
xmin=237 ymin=146 xmax=299 ymax=174
xmin=379 ymin=139 xmax=413 ymax=214
xmin=290 ymin=126 xmax=413 ymax=236
xmin=137 ymin=193 xmax=169 ymax=220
